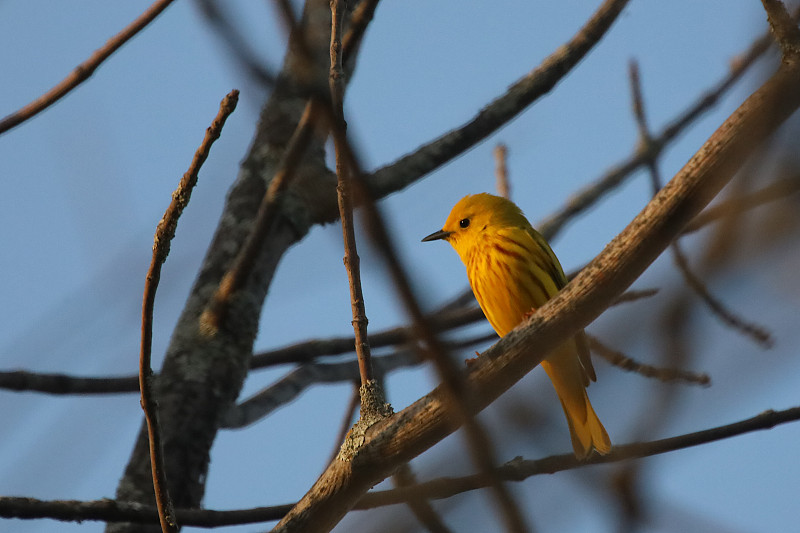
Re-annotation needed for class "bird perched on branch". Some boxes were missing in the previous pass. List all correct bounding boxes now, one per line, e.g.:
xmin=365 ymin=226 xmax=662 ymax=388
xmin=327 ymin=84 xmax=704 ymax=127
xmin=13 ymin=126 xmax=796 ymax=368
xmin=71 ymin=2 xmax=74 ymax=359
xmin=423 ymin=192 xmax=610 ymax=458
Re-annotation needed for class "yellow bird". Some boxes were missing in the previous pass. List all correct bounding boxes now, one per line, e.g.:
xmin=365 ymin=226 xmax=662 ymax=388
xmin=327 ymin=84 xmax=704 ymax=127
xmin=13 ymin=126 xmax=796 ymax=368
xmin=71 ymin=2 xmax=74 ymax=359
xmin=423 ymin=193 xmax=610 ymax=458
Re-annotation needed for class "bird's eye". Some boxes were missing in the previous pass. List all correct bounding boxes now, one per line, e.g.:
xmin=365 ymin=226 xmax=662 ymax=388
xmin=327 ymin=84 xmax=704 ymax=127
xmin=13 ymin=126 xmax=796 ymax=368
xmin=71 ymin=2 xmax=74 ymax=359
xmin=459 ymin=218 xmax=470 ymax=229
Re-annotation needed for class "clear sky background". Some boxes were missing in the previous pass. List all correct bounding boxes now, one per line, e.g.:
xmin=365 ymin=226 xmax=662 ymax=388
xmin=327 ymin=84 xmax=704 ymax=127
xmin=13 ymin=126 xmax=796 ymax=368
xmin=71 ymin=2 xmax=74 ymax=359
xmin=2 ymin=1 xmax=799 ymax=532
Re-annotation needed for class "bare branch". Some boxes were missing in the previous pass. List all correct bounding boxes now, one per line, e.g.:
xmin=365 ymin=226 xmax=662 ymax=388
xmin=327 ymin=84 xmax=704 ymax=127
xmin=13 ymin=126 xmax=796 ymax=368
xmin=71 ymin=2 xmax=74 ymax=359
xmin=358 ymin=406 xmax=800 ymax=508
xmin=588 ymin=335 xmax=710 ymax=386
xmin=367 ymin=0 xmax=630 ymax=199
xmin=494 ymin=144 xmax=510 ymax=200
xmin=342 ymin=0 xmax=382 ymax=71
xmin=610 ymin=288 xmax=659 ymax=306
xmin=670 ymin=240 xmax=773 ymax=346
xmin=0 ymin=371 xmax=138 ymax=394
xmin=250 ymin=305 xmax=485 ymax=367
xmin=4 ymin=406 xmax=800 ymax=527
xmin=140 ymin=90 xmax=239 ymax=533
xmin=762 ymin=0 xmax=800 ymax=53
xmin=330 ymin=0 xmax=378 ymax=394
xmin=222 ymin=333 xmax=493 ymax=429
xmin=393 ymin=464 xmax=454 ymax=533
xmin=0 ymin=306 xmax=486 ymax=396
xmin=0 ymin=0 xmax=177 ymax=135
xmin=194 ymin=0 xmax=277 ymax=87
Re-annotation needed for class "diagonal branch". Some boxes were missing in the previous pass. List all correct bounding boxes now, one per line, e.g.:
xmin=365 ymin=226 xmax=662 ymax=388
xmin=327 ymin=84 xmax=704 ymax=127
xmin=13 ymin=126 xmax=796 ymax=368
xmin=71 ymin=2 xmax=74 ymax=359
xmin=366 ymin=0 xmax=630 ymax=199
xmin=0 ymin=0 xmax=177 ymax=135
xmin=222 ymin=333 xmax=493 ymax=430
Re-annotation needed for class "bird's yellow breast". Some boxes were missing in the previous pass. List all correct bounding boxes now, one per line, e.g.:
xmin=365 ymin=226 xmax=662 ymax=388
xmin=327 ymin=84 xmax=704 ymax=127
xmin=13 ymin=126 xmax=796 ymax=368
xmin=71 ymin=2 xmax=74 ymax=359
xmin=465 ymin=227 xmax=561 ymax=337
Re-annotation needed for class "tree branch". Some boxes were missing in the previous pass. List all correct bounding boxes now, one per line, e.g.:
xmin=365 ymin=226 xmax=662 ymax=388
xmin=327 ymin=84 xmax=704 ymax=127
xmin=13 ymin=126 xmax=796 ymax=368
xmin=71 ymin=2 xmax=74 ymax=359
xmin=139 ymin=89 xmax=239 ymax=533
xmin=358 ymin=406 xmax=800 ymax=508
xmin=0 ymin=0 xmax=177 ymax=135
xmin=4 ymin=406 xmax=799 ymax=527
xmin=366 ymin=0 xmax=630 ymax=200
xmin=330 ymin=0 xmax=379 ymax=394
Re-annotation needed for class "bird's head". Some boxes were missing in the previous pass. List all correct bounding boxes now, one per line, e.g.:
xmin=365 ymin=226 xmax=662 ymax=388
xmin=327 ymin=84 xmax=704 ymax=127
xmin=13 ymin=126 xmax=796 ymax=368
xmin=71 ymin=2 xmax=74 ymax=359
xmin=422 ymin=193 xmax=527 ymax=260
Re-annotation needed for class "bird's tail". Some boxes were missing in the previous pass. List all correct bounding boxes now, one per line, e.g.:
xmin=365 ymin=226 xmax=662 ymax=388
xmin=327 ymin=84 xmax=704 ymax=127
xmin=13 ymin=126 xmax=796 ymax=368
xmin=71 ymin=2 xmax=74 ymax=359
xmin=541 ymin=340 xmax=611 ymax=459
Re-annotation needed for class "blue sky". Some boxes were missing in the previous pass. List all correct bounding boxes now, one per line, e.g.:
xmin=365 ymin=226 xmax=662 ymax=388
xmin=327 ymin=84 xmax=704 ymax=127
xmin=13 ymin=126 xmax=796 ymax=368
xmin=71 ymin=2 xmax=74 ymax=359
xmin=2 ymin=1 xmax=799 ymax=532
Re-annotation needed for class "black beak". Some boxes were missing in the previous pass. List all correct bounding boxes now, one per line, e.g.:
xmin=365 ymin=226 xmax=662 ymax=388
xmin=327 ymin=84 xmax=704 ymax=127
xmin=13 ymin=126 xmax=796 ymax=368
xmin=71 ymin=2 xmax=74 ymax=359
xmin=421 ymin=229 xmax=451 ymax=242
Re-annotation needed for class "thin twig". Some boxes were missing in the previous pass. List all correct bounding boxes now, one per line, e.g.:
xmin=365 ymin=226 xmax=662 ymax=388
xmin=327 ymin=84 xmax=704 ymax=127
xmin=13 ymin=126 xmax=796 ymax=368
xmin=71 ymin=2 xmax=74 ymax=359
xmin=140 ymin=90 xmax=239 ymax=533
xmin=673 ymin=240 xmax=773 ymax=346
xmin=330 ymin=0 xmax=377 ymax=392
xmin=0 ymin=0 xmax=177 ymax=135
xmin=5 ymin=406 xmax=800 ymax=527
xmin=588 ymin=335 xmax=710 ymax=386
xmin=494 ymin=144 xmax=510 ymax=199
xmin=611 ymin=288 xmax=659 ymax=306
